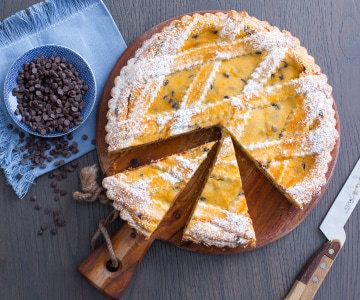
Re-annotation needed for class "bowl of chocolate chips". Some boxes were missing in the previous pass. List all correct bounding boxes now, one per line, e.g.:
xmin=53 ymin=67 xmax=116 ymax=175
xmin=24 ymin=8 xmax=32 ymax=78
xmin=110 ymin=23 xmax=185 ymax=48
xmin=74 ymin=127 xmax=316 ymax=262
xmin=4 ymin=44 xmax=96 ymax=137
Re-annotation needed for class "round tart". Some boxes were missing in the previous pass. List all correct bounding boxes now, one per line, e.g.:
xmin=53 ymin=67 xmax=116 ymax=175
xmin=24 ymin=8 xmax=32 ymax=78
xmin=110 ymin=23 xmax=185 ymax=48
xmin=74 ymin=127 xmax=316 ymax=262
xmin=100 ymin=11 xmax=339 ymax=251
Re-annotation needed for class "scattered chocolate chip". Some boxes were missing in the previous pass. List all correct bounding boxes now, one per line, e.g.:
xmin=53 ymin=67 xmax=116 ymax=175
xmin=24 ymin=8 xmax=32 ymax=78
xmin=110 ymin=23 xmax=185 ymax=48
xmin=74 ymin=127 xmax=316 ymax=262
xmin=16 ymin=173 xmax=23 ymax=180
xmin=200 ymin=196 xmax=207 ymax=201
xmin=56 ymin=220 xmax=66 ymax=227
xmin=279 ymin=74 xmax=284 ymax=80
xmin=37 ymin=230 xmax=44 ymax=236
xmin=163 ymin=79 xmax=169 ymax=86
xmin=59 ymin=190 xmax=67 ymax=196
xmin=41 ymin=223 xmax=48 ymax=231
xmin=50 ymin=181 xmax=57 ymax=188
xmin=50 ymin=228 xmax=57 ymax=235
xmin=192 ymin=34 xmax=198 ymax=39
xmin=30 ymin=195 xmax=37 ymax=202
xmin=44 ymin=208 xmax=52 ymax=214
xmin=34 ymin=203 xmax=42 ymax=210
xmin=223 ymin=72 xmax=230 ymax=78
xmin=82 ymin=134 xmax=88 ymax=140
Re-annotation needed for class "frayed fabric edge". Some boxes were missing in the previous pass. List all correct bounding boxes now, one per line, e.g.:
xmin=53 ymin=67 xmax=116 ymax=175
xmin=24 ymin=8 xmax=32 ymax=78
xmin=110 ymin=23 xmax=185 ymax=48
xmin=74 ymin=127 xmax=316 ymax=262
xmin=0 ymin=108 xmax=35 ymax=198
xmin=0 ymin=0 xmax=101 ymax=48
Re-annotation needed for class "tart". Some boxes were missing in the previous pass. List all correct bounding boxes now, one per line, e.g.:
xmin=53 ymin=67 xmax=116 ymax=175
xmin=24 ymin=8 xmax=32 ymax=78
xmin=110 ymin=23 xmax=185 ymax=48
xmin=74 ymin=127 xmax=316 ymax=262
xmin=105 ymin=10 xmax=338 ymax=209
xmin=102 ymin=141 xmax=216 ymax=238
xmin=183 ymin=131 xmax=256 ymax=248
xmin=102 ymin=10 xmax=339 ymax=248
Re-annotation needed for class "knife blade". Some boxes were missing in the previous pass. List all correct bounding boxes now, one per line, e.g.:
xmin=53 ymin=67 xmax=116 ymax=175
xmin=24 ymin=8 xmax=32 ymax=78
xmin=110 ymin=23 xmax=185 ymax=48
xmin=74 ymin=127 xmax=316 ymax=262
xmin=285 ymin=157 xmax=360 ymax=300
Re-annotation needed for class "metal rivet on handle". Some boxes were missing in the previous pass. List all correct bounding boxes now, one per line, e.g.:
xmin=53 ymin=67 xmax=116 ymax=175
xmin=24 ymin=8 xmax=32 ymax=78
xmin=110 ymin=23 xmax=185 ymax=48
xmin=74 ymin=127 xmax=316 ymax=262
xmin=312 ymin=276 xmax=319 ymax=283
xmin=320 ymin=262 xmax=326 ymax=269
xmin=328 ymin=248 xmax=335 ymax=255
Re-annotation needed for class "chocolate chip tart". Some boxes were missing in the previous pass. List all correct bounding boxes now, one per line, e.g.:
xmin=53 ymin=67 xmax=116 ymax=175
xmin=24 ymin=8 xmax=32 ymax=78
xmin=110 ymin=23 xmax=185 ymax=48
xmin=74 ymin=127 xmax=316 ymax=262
xmin=97 ymin=10 xmax=339 ymax=252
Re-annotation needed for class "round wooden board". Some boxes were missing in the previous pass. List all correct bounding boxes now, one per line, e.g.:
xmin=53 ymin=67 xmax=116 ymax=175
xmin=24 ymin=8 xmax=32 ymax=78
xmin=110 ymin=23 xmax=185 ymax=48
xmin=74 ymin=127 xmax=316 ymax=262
xmin=96 ymin=12 xmax=340 ymax=254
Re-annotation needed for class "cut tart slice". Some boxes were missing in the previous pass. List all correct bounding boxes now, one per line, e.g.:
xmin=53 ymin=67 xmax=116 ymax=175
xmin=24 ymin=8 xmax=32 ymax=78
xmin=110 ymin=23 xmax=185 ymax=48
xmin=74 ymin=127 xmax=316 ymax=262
xmin=102 ymin=141 xmax=217 ymax=238
xmin=183 ymin=132 xmax=256 ymax=248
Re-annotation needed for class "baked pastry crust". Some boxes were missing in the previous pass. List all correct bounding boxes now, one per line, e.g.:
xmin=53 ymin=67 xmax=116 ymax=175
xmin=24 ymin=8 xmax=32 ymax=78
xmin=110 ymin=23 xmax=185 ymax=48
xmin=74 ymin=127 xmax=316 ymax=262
xmin=102 ymin=142 xmax=216 ymax=238
xmin=183 ymin=132 xmax=256 ymax=248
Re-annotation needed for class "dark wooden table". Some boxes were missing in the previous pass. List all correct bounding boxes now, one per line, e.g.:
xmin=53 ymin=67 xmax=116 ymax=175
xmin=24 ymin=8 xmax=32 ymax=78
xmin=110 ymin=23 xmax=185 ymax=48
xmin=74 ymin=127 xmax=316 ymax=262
xmin=1 ymin=1 xmax=359 ymax=299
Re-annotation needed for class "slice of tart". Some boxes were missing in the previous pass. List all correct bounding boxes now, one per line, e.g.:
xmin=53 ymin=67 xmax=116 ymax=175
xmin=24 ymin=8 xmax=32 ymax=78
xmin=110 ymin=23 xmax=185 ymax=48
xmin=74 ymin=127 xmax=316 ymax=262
xmin=183 ymin=132 xmax=256 ymax=248
xmin=102 ymin=141 xmax=217 ymax=238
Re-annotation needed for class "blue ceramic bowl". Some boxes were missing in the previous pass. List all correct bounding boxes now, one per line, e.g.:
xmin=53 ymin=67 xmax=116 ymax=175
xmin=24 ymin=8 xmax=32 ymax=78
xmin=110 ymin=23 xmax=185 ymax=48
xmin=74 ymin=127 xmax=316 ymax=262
xmin=3 ymin=44 xmax=96 ymax=137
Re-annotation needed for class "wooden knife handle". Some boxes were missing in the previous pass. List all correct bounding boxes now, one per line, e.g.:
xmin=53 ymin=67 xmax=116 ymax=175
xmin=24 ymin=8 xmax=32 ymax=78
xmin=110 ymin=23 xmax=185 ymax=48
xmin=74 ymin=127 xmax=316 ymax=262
xmin=78 ymin=223 xmax=154 ymax=299
xmin=284 ymin=240 xmax=341 ymax=300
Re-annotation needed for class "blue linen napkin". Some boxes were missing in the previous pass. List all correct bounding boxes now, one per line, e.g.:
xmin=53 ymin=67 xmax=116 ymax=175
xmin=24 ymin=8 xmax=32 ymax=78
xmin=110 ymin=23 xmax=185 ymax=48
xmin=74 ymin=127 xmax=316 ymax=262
xmin=0 ymin=0 xmax=127 ymax=198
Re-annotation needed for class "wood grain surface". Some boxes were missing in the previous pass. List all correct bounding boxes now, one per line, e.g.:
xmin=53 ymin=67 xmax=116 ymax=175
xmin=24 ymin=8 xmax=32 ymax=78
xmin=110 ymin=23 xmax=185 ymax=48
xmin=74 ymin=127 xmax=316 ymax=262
xmin=1 ymin=1 xmax=359 ymax=300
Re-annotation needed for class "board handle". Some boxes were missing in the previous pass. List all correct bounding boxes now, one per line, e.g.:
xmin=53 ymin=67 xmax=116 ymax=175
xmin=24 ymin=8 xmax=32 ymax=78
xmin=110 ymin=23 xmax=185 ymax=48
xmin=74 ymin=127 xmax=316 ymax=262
xmin=79 ymin=223 xmax=154 ymax=299
xmin=284 ymin=240 xmax=341 ymax=300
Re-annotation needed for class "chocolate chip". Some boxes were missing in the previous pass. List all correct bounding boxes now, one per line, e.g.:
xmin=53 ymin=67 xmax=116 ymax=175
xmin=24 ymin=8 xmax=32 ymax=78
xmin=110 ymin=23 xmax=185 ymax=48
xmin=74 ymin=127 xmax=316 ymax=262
xmin=50 ymin=181 xmax=57 ymax=188
xmin=163 ymin=79 xmax=169 ymax=86
xmin=34 ymin=203 xmax=42 ymax=210
xmin=50 ymin=228 xmax=57 ymax=235
xmin=129 ymin=158 xmax=140 ymax=169
xmin=173 ymin=211 xmax=181 ymax=219
xmin=41 ymin=223 xmax=48 ymax=230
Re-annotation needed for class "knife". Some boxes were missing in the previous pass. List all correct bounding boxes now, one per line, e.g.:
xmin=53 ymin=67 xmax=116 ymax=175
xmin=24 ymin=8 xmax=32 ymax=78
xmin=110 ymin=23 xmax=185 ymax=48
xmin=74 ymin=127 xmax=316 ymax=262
xmin=285 ymin=157 xmax=360 ymax=300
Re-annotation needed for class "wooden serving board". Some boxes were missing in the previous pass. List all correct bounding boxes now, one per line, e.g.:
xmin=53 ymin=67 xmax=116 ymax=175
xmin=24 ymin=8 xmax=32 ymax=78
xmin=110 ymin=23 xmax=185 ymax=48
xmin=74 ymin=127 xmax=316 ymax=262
xmin=83 ymin=11 xmax=340 ymax=299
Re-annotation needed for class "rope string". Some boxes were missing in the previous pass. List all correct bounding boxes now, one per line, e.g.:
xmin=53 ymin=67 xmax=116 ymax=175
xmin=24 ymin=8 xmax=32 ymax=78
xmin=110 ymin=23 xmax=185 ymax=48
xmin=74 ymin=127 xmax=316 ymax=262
xmin=73 ymin=164 xmax=119 ymax=268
